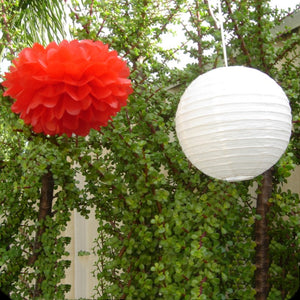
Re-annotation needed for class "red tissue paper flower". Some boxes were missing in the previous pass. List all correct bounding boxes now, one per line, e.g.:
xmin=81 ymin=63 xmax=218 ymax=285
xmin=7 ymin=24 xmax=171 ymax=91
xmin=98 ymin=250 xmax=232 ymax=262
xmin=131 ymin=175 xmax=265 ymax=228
xmin=2 ymin=39 xmax=133 ymax=136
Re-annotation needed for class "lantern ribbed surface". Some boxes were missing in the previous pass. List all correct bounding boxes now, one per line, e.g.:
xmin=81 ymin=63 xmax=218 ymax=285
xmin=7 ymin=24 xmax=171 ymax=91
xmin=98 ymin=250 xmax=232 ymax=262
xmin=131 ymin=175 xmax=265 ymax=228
xmin=175 ymin=66 xmax=292 ymax=181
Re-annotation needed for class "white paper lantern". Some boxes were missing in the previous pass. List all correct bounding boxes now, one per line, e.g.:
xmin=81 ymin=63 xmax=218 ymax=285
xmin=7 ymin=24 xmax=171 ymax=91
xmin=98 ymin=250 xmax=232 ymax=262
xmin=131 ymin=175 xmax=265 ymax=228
xmin=175 ymin=66 xmax=292 ymax=182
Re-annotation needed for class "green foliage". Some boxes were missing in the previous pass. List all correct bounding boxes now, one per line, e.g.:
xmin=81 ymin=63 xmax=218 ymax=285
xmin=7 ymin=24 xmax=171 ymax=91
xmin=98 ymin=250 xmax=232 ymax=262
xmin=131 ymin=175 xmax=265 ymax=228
xmin=0 ymin=0 xmax=299 ymax=299
xmin=268 ymin=188 xmax=300 ymax=299
xmin=15 ymin=0 xmax=67 ymax=44
xmin=71 ymin=0 xmax=299 ymax=299
xmin=0 ymin=98 xmax=80 ymax=297
xmin=0 ymin=0 xmax=68 ymax=67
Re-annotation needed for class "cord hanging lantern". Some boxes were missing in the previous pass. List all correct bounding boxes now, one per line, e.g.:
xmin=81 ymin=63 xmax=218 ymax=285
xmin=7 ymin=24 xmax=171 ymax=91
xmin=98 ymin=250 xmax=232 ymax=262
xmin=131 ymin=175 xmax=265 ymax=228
xmin=2 ymin=40 xmax=133 ymax=137
xmin=175 ymin=66 xmax=292 ymax=181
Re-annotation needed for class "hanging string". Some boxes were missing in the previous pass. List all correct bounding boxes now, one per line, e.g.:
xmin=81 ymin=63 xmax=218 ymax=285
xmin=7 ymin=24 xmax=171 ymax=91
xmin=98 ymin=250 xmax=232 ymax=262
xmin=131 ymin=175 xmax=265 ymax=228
xmin=208 ymin=0 xmax=228 ymax=67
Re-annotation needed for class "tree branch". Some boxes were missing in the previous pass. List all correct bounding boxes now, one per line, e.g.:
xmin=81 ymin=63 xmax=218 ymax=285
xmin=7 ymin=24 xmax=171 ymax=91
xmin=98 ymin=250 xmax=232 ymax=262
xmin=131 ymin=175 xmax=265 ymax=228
xmin=29 ymin=168 xmax=54 ymax=298
xmin=224 ymin=0 xmax=252 ymax=65
xmin=255 ymin=168 xmax=273 ymax=300
xmin=255 ymin=0 xmax=269 ymax=73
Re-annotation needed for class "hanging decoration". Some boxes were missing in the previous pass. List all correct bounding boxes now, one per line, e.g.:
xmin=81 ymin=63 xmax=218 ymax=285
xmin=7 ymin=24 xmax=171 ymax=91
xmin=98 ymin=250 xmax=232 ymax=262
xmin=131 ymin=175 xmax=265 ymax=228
xmin=175 ymin=66 xmax=292 ymax=181
xmin=2 ymin=40 xmax=133 ymax=136
xmin=175 ymin=0 xmax=292 ymax=182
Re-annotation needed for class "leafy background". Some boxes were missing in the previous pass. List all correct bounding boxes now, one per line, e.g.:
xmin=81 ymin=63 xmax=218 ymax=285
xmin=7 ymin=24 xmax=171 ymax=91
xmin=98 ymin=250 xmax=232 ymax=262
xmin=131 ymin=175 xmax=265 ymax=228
xmin=0 ymin=0 xmax=299 ymax=299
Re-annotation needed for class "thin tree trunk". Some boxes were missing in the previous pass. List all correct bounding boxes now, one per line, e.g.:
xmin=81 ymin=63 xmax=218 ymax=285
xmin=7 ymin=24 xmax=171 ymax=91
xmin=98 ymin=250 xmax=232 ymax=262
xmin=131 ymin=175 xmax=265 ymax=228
xmin=255 ymin=168 xmax=273 ymax=300
xmin=30 ymin=168 xmax=54 ymax=298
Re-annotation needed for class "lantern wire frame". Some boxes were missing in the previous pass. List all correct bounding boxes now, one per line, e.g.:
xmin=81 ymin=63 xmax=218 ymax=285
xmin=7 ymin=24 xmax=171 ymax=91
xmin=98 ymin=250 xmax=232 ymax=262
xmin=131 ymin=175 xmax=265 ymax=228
xmin=208 ymin=0 xmax=228 ymax=67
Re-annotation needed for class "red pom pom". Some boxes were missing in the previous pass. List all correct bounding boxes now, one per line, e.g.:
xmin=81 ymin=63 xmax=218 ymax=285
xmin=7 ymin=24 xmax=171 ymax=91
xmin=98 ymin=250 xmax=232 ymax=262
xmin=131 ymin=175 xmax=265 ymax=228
xmin=2 ymin=40 xmax=133 ymax=136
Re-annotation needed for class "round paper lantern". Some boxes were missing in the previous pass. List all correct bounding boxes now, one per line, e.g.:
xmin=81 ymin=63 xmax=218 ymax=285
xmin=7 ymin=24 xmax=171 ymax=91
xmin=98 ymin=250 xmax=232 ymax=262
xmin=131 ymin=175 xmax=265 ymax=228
xmin=175 ymin=66 xmax=292 ymax=182
xmin=2 ymin=40 xmax=133 ymax=137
